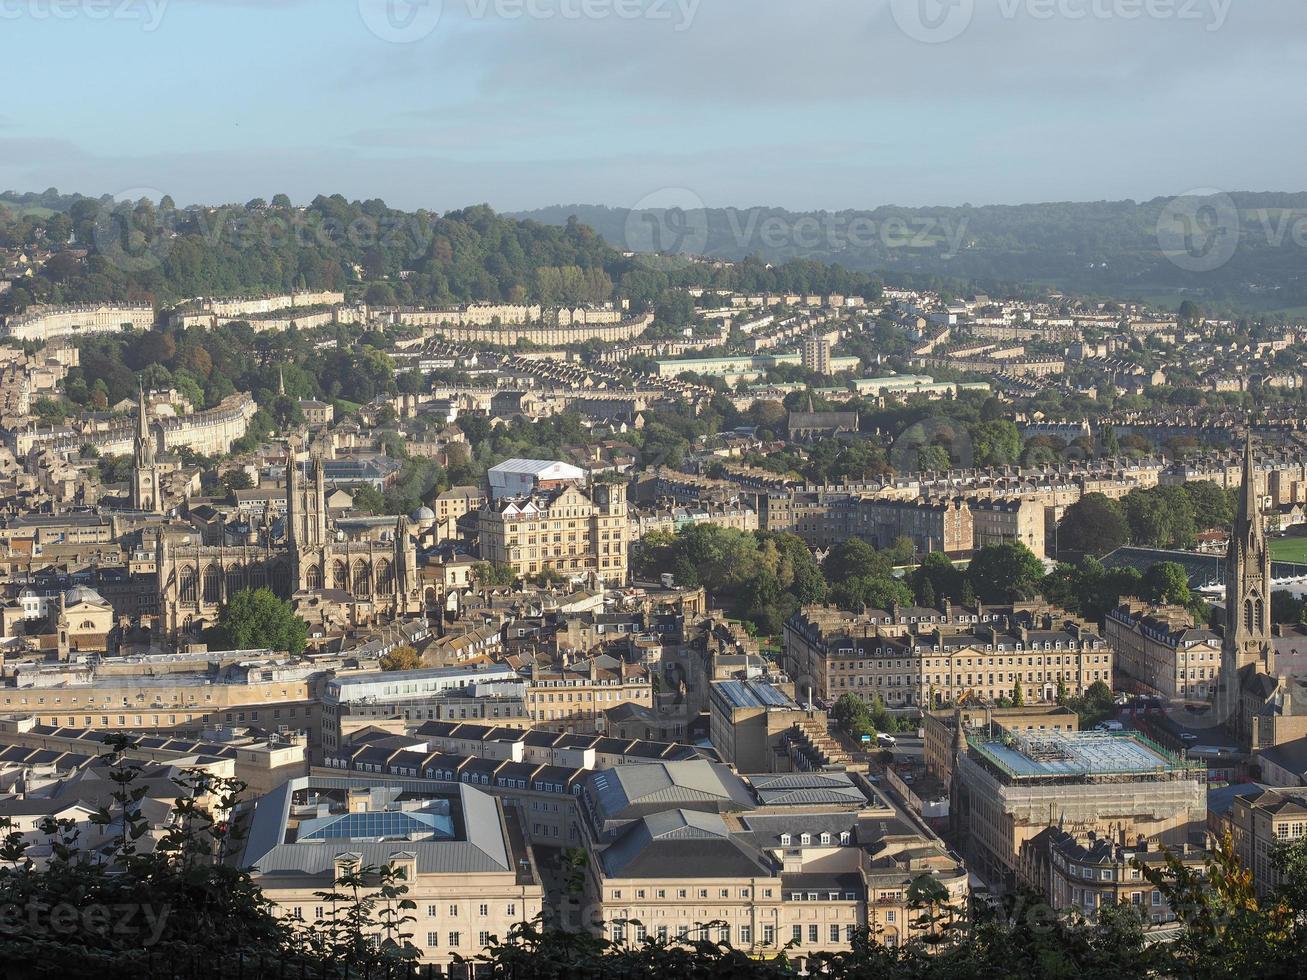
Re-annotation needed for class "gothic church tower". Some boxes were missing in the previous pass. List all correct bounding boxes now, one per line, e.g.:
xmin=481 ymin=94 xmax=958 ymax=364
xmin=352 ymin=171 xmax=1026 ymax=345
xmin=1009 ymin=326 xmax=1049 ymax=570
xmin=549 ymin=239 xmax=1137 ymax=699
xmin=1219 ymin=436 xmax=1274 ymax=728
xmin=131 ymin=387 xmax=162 ymax=513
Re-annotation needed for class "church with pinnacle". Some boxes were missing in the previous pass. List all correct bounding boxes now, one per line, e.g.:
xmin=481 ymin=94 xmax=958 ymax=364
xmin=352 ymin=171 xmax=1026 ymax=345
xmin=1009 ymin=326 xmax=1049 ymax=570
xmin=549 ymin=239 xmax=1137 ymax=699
xmin=134 ymin=386 xmax=423 ymax=641
xmin=1220 ymin=436 xmax=1307 ymax=751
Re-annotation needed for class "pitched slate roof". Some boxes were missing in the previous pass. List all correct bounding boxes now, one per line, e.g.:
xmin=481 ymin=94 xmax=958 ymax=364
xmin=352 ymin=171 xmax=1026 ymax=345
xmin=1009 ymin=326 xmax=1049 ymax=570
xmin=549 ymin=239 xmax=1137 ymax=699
xmin=601 ymin=809 xmax=773 ymax=879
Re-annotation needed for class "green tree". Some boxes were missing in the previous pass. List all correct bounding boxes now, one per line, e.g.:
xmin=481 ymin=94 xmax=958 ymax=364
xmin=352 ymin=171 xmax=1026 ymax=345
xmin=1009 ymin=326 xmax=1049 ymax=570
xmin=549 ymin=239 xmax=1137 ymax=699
xmin=832 ymin=692 xmax=875 ymax=739
xmin=970 ymin=419 xmax=1021 ymax=467
xmin=213 ymin=588 xmax=307 ymax=656
xmin=911 ymin=552 xmax=967 ymax=605
xmin=966 ymin=542 xmax=1044 ymax=603
xmin=222 ymin=469 xmax=254 ymax=493
xmin=474 ymin=562 xmax=518 ymax=587
xmin=1058 ymin=492 xmax=1129 ymax=557
xmin=1184 ymin=480 xmax=1234 ymax=531
xmin=1123 ymin=485 xmax=1197 ymax=549
xmin=1142 ymin=561 xmax=1192 ymax=606
xmin=350 ymin=483 xmax=386 ymax=514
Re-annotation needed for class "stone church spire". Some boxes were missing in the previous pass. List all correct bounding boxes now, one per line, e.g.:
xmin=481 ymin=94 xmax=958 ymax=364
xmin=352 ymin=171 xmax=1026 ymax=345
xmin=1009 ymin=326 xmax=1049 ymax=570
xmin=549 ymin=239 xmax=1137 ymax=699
xmin=131 ymin=386 xmax=160 ymax=513
xmin=1220 ymin=434 xmax=1273 ymax=728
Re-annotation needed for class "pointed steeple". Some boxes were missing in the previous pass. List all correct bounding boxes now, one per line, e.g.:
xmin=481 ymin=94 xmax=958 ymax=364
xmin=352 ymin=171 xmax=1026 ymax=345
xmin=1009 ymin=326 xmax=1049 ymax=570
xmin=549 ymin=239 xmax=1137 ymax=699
xmin=131 ymin=385 xmax=159 ymax=512
xmin=1236 ymin=434 xmax=1261 ymax=547
xmin=278 ymin=366 xmax=286 ymax=397
xmin=136 ymin=385 xmax=150 ymax=442
xmin=1220 ymin=430 xmax=1275 ymax=737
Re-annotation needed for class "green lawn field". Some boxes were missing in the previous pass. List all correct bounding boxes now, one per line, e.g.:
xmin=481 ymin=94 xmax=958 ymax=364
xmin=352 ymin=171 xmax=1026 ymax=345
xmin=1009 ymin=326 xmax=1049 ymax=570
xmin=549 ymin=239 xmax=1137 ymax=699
xmin=1271 ymin=537 xmax=1307 ymax=564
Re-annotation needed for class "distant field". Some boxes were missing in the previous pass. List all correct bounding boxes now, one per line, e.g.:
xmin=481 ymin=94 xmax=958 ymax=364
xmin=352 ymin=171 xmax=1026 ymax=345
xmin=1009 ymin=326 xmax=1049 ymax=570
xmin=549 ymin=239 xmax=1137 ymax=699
xmin=1271 ymin=537 xmax=1307 ymax=564
xmin=0 ymin=199 xmax=55 ymax=218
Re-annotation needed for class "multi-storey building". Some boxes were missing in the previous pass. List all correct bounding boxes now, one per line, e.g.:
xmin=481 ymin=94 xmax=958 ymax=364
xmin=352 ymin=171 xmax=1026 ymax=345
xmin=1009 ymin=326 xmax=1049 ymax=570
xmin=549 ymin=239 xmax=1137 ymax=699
xmin=1226 ymin=786 xmax=1307 ymax=897
xmin=772 ymin=493 xmax=973 ymax=555
xmin=525 ymin=658 xmax=653 ymax=732
xmin=578 ymin=763 xmax=967 ymax=966
xmin=478 ymin=482 xmax=629 ymax=586
xmin=783 ymin=603 xmax=1112 ymax=708
xmin=968 ymin=497 xmax=1046 ymax=559
xmin=954 ymin=728 xmax=1206 ymax=887
xmin=0 ymin=717 xmax=307 ymax=799
xmin=1019 ymin=826 xmax=1207 ymax=927
xmin=923 ymin=704 xmax=1079 ymax=785
xmin=629 ymin=499 xmax=758 ymax=541
xmin=708 ymin=678 xmax=816 ymax=773
xmin=800 ymin=335 xmax=833 ymax=376
xmin=1104 ymin=601 xmax=1221 ymax=700
xmin=2 ymin=304 xmax=154 ymax=342
xmin=243 ymin=776 xmax=545 ymax=968
xmin=319 ymin=664 xmax=522 ymax=752
xmin=1 ymin=652 xmax=325 ymax=737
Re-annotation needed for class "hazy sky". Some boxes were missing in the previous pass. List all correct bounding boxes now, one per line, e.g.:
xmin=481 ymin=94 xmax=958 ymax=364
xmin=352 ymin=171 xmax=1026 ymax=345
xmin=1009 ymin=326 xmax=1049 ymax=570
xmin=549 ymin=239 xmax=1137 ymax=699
xmin=1 ymin=0 xmax=1304 ymax=212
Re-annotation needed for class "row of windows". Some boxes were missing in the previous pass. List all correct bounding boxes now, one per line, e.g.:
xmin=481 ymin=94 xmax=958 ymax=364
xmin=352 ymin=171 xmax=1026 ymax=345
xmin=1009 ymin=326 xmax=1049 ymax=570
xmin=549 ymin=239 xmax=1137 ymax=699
xmin=613 ymin=886 xmax=775 ymax=901
xmin=778 ymin=832 xmax=850 ymax=847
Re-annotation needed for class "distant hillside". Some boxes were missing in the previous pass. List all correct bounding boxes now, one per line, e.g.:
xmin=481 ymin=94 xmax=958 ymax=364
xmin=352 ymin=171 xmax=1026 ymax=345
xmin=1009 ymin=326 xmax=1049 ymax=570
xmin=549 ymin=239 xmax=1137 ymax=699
xmin=515 ymin=194 xmax=1307 ymax=314
xmin=0 ymin=193 xmax=884 ymax=319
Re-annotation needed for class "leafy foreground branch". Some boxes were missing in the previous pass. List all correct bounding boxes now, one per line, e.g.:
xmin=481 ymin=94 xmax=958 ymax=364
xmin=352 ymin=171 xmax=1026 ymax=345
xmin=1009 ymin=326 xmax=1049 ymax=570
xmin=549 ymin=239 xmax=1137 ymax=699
xmin=2 ymin=739 xmax=1307 ymax=979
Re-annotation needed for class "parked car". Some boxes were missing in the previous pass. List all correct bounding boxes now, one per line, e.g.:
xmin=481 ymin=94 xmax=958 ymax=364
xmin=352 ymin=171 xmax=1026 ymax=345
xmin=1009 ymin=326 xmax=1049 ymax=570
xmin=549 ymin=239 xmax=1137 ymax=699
xmin=877 ymin=733 xmax=897 ymax=747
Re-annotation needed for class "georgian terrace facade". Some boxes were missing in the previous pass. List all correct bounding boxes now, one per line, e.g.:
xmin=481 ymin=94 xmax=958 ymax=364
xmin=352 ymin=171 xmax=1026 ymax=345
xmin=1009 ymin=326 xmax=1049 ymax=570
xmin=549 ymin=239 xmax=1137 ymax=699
xmin=783 ymin=603 xmax=1112 ymax=708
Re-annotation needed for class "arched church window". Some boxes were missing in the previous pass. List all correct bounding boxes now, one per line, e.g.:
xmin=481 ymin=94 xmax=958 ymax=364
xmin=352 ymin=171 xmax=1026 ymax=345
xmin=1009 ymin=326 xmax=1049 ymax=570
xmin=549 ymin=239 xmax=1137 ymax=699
xmin=202 ymin=565 xmax=222 ymax=604
xmin=353 ymin=559 xmax=372 ymax=597
xmin=180 ymin=568 xmax=197 ymax=604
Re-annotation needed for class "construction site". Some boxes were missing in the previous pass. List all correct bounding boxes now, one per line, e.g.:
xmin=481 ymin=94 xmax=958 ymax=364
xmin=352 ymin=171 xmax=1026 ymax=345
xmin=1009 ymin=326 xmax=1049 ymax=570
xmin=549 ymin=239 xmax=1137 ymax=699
xmin=955 ymin=729 xmax=1208 ymax=888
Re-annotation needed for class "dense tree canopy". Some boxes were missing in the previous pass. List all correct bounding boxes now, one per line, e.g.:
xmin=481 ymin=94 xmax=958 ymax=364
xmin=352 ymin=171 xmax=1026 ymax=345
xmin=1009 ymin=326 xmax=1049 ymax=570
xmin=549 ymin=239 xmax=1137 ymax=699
xmin=212 ymin=588 xmax=307 ymax=656
xmin=1058 ymin=492 xmax=1130 ymax=557
xmin=966 ymin=542 xmax=1045 ymax=604
xmin=631 ymin=524 xmax=827 ymax=635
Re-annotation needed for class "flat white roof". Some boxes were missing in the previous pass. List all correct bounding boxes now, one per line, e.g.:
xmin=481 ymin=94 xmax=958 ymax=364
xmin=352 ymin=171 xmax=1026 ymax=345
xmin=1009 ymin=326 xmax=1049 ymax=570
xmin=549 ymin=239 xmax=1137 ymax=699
xmin=488 ymin=458 xmax=585 ymax=477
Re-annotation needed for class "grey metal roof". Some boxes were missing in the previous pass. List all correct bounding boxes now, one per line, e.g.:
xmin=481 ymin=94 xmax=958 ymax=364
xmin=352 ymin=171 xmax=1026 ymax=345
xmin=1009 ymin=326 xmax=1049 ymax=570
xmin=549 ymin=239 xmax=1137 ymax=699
xmin=586 ymin=761 xmax=754 ymax=823
xmin=736 ymin=812 xmax=866 ymax=849
xmin=713 ymin=678 xmax=798 ymax=710
xmin=243 ymin=776 xmax=510 ymax=879
xmin=601 ymin=809 xmax=773 ymax=879
xmin=748 ymin=771 xmax=868 ymax=808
